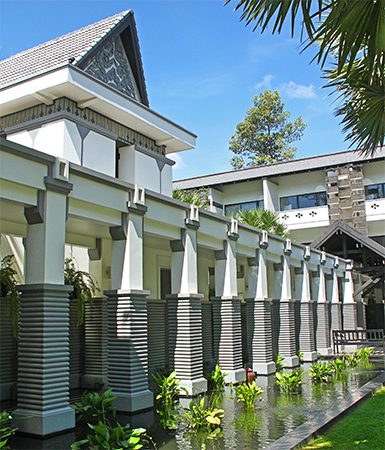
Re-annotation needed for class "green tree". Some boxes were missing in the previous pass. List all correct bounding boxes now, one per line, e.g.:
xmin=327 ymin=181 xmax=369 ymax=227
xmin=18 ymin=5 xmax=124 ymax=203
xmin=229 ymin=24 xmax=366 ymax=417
xmin=236 ymin=208 xmax=289 ymax=237
xmin=229 ymin=90 xmax=306 ymax=169
xmin=172 ymin=188 xmax=210 ymax=209
xmin=226 ymin=0 xmax=385 ymax=156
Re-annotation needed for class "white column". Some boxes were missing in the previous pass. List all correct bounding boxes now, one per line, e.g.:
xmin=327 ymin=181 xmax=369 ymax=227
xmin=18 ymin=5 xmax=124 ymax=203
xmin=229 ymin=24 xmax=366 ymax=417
xmin=330 ymin=260 xmax=343 ymax=344
xmin=168 ymin=209 xmax=207 ymax=396
xmin=316 ymin=253 xmax=332 ymax=355
xmin=277 ymin=240 xmax=299 ymax=368
xmin=105 ymin=200 xmax=153 ymax=413
xmin=298 ymin=247 xmax=318 ymax=362
xmin=245 ymin=235 xmax=275 ymax=375
xmin=15 ymin=172 xmax=75 ymax=436
xmin=212 ymin=220 xmax=246 ymax=383
xmin=342 ymin=262 xmax=358 ymax=330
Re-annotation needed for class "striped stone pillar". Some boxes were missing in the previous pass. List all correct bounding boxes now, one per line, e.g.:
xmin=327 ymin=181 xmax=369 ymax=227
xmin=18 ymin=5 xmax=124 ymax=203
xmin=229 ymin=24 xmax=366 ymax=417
xmin=212 ymin=220 xmax=246 ymax=383
xmin=277 ymin=240 xmax=299 ymax=368
xmin=330 ymin=260 xmax=343 ymax=346
xmin=343 ymin=262 xmax=358 ymax=330
xmin=298 ymin=247 xmax=317 ymax=362
xmin=14 ymin=171 xmax=75 ymax=436
xmin=316 ymin=253 xmax=332 ymax=356
xmin=167 ymin=209 xmax=207 ymax=396
xmin=245 ymin=236 xmax=275 ymax=376
xmin=105 ymin=203 xmax=153 ymax=412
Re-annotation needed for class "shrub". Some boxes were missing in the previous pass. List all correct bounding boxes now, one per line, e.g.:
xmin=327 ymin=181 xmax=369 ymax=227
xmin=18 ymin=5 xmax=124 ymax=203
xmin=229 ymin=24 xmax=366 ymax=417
xmin=71 ymin=422 xmax=146 ymax=450
xmin=275 ymin=370 xmax=303 ymax=393
xmin=0 ymin=255 xmax=20 ymax=337
xmin=355 ymin=347 xmax=375 ymax=362
xmin=64 ymin=258 xmax=98 ymax=326
xmin=72 ymin=389 xmax=116 ymax=425
xmin=233 ymin=382 xmax=263 ymax=409
xmin=153 ymin=370 xmax=186 ymax=409
xmin=206 ymin=364 xmax=227 ymax=391
xmin=310 ymin=362 xmax=334 ymax=383
xmin=274 ymin=354 xmax=285 ymax=372
xmin=0 ymin=411 xmax=16 ymax=450
xmin=329 ymin=357 xmax=348 ymax=374
xmin=297 ymin=351 xmax=304 ymax=364
xmin=184 ymin=398 xmax=224 ymax=439
xmin=345 ymin=353 xmax=360 ymax=368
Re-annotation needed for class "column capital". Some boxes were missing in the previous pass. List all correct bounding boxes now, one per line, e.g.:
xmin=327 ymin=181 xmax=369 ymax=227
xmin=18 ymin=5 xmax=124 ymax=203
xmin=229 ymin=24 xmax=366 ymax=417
xmin=44 ymin=176 xmax=73 ymax=195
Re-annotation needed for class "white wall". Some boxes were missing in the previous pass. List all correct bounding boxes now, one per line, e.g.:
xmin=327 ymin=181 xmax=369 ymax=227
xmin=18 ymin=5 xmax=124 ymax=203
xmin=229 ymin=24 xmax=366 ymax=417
xmin=276 ymin=171 xmax=326 ymax=198
xmin=222 ymin=180 xmax=263 ymax=204
xmin=363 ymin=160 xmax=385 ymax=185
xmin=82 ymin=131 xmax=115 ymax=177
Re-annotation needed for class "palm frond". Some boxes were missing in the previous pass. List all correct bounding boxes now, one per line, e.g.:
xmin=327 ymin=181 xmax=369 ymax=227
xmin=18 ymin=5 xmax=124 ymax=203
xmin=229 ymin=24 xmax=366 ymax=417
xmin=236 ymin=208 xmax=289 ymax=237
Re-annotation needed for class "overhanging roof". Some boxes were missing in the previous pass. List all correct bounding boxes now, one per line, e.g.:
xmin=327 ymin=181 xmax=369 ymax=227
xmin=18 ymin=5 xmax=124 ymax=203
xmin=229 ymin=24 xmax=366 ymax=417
xmin=173 ymin=147 xmax=385 ymax=189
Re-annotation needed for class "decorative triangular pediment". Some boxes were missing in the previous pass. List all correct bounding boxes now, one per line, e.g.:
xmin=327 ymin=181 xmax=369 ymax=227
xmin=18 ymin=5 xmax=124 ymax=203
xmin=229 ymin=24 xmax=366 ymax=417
xmin=82 ymin=35 xmax=140 ymax=101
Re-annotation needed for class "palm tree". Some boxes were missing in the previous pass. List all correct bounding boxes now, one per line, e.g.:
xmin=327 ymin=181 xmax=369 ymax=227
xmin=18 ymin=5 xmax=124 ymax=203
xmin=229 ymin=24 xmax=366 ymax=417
xmin=225 ymin=0 xmax=385 ymax=156
xmin=172 ymin=189 xmax=210 ymax=209
xmin=236 ymin=208 xmax=289 ymax=237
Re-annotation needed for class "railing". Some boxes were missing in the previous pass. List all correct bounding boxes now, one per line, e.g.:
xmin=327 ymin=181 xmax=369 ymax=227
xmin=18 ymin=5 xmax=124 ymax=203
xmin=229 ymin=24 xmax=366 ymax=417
xmin=332 ymin=329 xmax=384 ymax=354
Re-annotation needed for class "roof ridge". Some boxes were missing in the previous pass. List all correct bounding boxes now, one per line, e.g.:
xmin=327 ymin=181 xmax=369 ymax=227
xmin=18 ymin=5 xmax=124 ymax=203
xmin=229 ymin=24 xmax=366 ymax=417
xmin=0 ymin=9 xmax=131 ymax=64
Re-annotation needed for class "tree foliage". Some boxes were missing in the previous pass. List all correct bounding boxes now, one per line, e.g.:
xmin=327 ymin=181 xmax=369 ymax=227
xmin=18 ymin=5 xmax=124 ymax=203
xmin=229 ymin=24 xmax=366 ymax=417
xmin=229 ymin=90 xmax=306 ymax=169
xmin=236 ymin=208 xmax=288 ymax=237
xmin=226 ymin=0 xmax=385 ymax=156
xmin=172 ymin=188 xmax=210 ymax=209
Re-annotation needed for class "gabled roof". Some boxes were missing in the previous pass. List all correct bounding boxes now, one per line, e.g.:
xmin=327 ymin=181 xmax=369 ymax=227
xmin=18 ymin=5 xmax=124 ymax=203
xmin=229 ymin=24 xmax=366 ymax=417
xmin=173 ymin=146 xmax=385 ymax=190
xmin=0 ymin=10 xmax=149 ymax=106
xmin=311 ymin=220 xmax=385 ymax=260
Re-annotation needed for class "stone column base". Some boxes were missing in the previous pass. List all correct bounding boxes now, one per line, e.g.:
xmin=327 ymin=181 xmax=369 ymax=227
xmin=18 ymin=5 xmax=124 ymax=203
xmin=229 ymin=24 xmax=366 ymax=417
xmin=179 ymin=377 xmax=208 ymax=396
xmin=283 ymin=355 xmax=300 ymax=368
xmin=318 ymin=347 xmax=333 ymax=356
xmin=224 ymin=368 xmax=246 ymax=384
xmin=114 ymin=390 xmax=154 ymax=413
xmin=253 ymin=361 xmax=276 ymax=376
xmin=302 ymin=351 xmax=318 ymax=362
xmin=13 ymin=407 xmax=75 ymax=436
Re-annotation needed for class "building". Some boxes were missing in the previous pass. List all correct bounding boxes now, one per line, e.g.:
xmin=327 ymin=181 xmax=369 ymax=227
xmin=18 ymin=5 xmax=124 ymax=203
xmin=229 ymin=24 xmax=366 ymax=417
xmin=0 ymin=10 xmax=368 ymax=438
xmin=174 ymin=150 xmax=385 ymax=309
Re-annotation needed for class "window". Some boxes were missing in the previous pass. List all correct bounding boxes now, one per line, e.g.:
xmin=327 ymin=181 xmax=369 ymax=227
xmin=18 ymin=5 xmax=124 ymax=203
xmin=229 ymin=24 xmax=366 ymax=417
xmin=280 ymin=191 xmax=327 ymax=211
xmin=365 ymin=183 xmax=385 ymax=200
xmin=225 ymin=200 xmax=264 ymax=216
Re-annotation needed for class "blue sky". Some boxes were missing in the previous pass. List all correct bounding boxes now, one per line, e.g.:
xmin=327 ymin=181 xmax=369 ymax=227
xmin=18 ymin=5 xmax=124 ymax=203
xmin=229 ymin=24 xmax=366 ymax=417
xmin=0 ymin=0 xmax=349 ymax=179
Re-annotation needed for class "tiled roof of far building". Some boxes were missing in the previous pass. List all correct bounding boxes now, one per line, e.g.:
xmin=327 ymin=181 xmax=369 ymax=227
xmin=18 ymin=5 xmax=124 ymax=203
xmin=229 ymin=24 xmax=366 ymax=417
xmin=0 ymin=10 xmax=130 ymax=89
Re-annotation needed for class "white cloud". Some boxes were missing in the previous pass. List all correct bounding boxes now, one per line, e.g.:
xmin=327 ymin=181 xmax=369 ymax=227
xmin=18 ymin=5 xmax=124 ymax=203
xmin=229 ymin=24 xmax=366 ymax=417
xmin=170 ymin=153 xmax=184 ymax=171
xmin=255 ymin=74 xmax=274 ymax=90
xmin=282 ymin=81 xmax=316 ymax=99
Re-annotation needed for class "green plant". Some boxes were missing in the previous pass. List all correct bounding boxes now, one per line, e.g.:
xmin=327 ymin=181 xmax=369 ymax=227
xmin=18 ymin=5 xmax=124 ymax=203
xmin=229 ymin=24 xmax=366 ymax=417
xmin=72 ymin=389 xmax=116 ymax=425
xmin=172 ymin=188 xmax=210 ymax=209
xmin=206 ymin=364 xmax=227 ymax=391
xmin=274 ymin=354 xmax=285 ymax=372
xmin=71 ymin=422 xmax=146 ymax=450
xmin=310 ymin=362 xmax=334 ymax=384
xmin=233 ymin=381 xmax=264 ymax=409
xmin=329 ymin=357 xmax=348 ymax=374
xmin=0 ymin=411 xmax=16 ymax=449
xmin=0 ymin=255 xmax=20 ymax=337
xmin=345 ymin=353 xmax=360 ymax=368
xmin=184 ymin=398 xmax=224 ymax=439
xmin=64 ymin=258 xmax=98 ymax=326
xmin=297 ymin=351 xmax=304 ymax=364
xmin=275 ymin=370 xmax=302 ymax=393
xmin=153 ymin=370 xmax=186 ymax=409
xmin=235 ymin=409 xmax=261 ymax=435
xmin=236 ymin=209 xmax=288 ymax=237
xmin=354 ymin=347 xmax=375 ymax=363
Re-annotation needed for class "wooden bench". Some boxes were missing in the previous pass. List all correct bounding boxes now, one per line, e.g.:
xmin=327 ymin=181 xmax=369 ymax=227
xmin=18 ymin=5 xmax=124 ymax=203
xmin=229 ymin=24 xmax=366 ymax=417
xmin=332 ymin=329 xmax=384 ymax=354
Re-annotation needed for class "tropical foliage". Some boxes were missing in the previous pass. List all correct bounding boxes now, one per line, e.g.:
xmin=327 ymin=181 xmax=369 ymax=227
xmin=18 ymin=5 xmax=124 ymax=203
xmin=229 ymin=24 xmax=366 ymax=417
xmin=0 ymin=411 xmax=16 ymax=450
xmin=184 ymin=398 xmax=224 ymax=439
xmin=0 ymin=255 xmax=20 ymax=337
xmin=233 ymin=381 xmax=264 ymax=409
xmin=229 ymin=90 xmax=306 ymax=168
xmin=275 ymin=369 xmax=303 ymax=393
xmin=64 ymin=258 xmax=98 ymax=326
xmin=274 ymin=354 xmax=285 ymax=372
xmin=237 ymin=208 xmax=288 ymax=237
xmin=153 ymin=370 xmax=186 ymax=409
xmin=72 ymin=389 xmax=116 ymax=425
xmin=226 ymin=0 xmax=385 ymax=156
xmin=310 ymin=362 xmax=334 ymax=383
xmin=206 ymin=364 xmax=227 ymax=391
xmin=172 ymin=188 xmax=210 ymax=209
xmin=71 ymin=422 xmax=146 ymax=450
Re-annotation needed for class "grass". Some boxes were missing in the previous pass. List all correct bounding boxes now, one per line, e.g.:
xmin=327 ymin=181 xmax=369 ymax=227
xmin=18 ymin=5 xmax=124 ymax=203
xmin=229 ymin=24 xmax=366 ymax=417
xmin=302 ymin=386 xmax=385 ymax=450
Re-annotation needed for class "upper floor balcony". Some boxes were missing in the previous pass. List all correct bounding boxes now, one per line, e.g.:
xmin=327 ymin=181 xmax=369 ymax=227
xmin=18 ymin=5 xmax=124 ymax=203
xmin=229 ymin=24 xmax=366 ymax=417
xmin=279 ymin=205 xmax=330 ymax=230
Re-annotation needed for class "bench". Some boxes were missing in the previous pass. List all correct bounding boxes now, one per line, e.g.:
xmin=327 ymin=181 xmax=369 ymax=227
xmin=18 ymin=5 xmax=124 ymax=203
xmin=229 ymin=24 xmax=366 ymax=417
xmin=332 ymin=329 xmax=384 ymax=354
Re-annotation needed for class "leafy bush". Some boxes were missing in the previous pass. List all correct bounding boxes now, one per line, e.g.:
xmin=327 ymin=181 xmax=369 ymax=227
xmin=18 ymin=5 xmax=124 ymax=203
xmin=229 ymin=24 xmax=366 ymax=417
xmin=355 ymin=347 xmax=374 ymax=362
xmin=71 ymin=422 xmax=146 ymax=450
xmin=64 ymin=258 xmax=98 ymax=326
xmin=72 ymin=389 xmax=116 ymax=425
xmin=153 ymin=370 xmax=186 ymax=409
xmin=297 ymin=351 xmax=304 ymax=364
xmin=329 ymin=357 xmax=348 ymax=374
xmin=274 ymin=354 xmax=285 ymax=372
xmin=184 ymin=398 xmax=224 ymax=439
xmin=345 ymin=353 xmax=360 ymax=368
xmin=0 ymin=411 xmax=16 ymax=450
xmin=206 ymin=364 xmax=227 ymax=391
xmin=233 ymin=382 xmax=264 ymax=409
xmin=310 ymin=362 xmax=334 ymax=383
xmin=275 ymin=370 xmax=303 ymax=393
xmin=0 ymin=255 xmax=20 ymax=337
